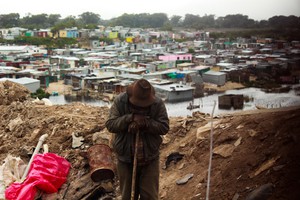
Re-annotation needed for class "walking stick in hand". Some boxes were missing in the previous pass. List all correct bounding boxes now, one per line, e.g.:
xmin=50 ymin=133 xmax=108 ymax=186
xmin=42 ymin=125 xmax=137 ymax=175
xmin=131 ymin=129 xmax=139 ymax=200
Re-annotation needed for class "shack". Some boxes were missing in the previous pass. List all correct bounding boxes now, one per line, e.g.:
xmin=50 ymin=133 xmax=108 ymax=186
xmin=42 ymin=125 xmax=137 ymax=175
xmin=153 ymin=83 xmax=194 ymax=102
xmin=0 ymin=77 xmax=40 ymax=93
xmin=202 ymin=71 xmax=226 ymax=86
xmin=218 ymin=94 xmax=244 ymax=109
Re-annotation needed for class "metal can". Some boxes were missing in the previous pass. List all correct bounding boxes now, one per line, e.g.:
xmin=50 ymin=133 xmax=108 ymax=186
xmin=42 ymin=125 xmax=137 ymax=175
xmin=87 ymin=144 xmax=115 ymax=182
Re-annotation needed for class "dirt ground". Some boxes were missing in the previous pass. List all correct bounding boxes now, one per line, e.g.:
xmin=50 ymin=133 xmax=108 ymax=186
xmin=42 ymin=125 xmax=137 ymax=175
xmin=0 ymin=80 xmax=299 ymax=200
xmin=203 ymin=81 xmax=245 ymax=92
xmin=45 ymin=80 xmax=73 ymax=95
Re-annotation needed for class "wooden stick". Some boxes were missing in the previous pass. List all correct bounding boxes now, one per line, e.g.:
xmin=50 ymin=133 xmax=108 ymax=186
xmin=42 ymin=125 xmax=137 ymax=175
xmin=131 ymin=130 xmax=139 ymax=200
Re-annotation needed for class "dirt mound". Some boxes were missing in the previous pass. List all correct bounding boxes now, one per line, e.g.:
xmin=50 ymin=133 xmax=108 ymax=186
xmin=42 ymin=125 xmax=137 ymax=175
xmin=0 ymin=94 xmax=299 ymax=199
xmin=0 ymin=101 xmax=111 ymax=199
xmin=0 ymin=81 xmax=31 ymax=105
xmin=160 ymin=107 xmax=300 ymax=200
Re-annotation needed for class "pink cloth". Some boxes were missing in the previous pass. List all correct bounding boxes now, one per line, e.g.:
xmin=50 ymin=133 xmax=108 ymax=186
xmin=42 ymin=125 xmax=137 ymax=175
xmin=5 ymin=153 xmax=71 ymax=200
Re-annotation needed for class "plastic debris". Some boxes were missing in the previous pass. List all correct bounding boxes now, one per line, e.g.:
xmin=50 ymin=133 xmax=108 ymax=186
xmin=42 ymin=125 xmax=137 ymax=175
xmin=5 ymin=153 xmax=71 ymax=200
xmin=176 ymin=173 xmax=194 ymax=185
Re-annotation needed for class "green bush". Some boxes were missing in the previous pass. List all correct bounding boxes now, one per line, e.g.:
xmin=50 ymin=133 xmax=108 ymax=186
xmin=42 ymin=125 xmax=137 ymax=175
xmin=31 ymin=88 xmax=50 ymax=99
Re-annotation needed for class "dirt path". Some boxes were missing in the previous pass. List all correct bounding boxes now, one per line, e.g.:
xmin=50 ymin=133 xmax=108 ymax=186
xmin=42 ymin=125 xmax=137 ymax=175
xmin=204 ymin=81 xmax=245 ymax=92
xmin=46 ymin=80 xmax=73 ymax=95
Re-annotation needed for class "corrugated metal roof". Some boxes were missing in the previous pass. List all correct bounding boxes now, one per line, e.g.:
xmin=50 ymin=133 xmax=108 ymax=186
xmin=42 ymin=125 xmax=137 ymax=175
xmin=154 ymin=83 xmax=194 ymax=92
xmin=204 ymin=70 xmax=226 ymax=76
xmin=0 ymin=77 xmax=39 ymax=84
xmin=0 ymin=46 xmax=29 ymax=51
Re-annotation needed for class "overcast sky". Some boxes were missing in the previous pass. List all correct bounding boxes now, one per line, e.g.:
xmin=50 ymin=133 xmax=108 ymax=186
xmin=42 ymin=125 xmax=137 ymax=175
xmin=1 ymin=0 xmax=299 ymax=21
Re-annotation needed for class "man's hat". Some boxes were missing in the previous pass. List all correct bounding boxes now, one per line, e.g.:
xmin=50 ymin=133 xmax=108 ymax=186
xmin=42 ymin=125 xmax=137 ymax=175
xmin=127 ymin=79 xmax=155 ymax=107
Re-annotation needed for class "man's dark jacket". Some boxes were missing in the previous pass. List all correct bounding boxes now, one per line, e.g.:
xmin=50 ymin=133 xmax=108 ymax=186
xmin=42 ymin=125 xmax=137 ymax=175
xmin=105 ymin=92 xmax=169 ymax=163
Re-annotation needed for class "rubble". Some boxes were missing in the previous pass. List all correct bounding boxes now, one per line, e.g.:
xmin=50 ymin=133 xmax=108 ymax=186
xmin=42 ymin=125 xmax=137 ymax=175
xmin=0 ymin=81 xmax=31 ymax=105
xmin=176 ymin=173 xmax=194 ymax=185
xmin=0 ymin=81 xmax=300 ymax=199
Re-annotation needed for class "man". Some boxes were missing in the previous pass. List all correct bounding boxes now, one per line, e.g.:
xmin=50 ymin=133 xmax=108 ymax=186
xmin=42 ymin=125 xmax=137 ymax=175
xmin=105 ymin=79 xmax=169 ymax=200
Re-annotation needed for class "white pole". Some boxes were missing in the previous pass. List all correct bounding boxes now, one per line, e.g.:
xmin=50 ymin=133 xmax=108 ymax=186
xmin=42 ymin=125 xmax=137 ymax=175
xmin=21 ymin=134 xmax=49 ymax=182
xmin=205 ymin=101 xmax=216 ymax=200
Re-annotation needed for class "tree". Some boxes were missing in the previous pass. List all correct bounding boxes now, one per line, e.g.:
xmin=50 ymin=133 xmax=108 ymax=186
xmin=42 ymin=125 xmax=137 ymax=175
xmin=161 ymin=21 xmax=173 ymax=31
xmin=188 ymin=48 xmax=195 ymax=53
xmin=60 ymin=16 xmax=78 ymax=28
xmin=149 ymin=13 xmax=169 ymax=28
xmin=48 ymin=14 xmax=62 ymax=27
xmin=170 ymin=15 xmax=182 ymax=27
xmin=78 ymin=12 xmax=100 ymax=27
xmin=200 ymin=14 xmax=215 ymax=28
xmin=21 ymin=14 xmax=48 ymax=29
xmin=31 ymin=88 xmax=50 ymax=99
xmin=135 ymin=13 xmax=151 ymax=28
xmin=258 ymin=20 xmax=269 ymax=28
xmin=268 ymin=15 xmax=300 ymax=29
xmin=216 ymin=14 xmax=254 ymax=28
xmin=110 ymin=13 xmax=169 ymax=28
xmin=0 ymin=13 xmax=20 ymax=28
xmin=113 ymin=13 xmax=135 ymax=27
xmin=182 ymin=14 xmax=202 ymax=29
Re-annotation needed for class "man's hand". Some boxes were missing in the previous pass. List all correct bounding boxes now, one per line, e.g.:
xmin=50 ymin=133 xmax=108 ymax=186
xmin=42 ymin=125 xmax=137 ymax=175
xmin=128 ymin=121 xmax=139 ymax=134
xmin=133 ymin=114 xmax=149 ymax=129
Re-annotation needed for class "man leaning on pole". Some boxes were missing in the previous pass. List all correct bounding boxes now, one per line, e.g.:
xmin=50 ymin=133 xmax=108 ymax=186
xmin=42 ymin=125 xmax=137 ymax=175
xmin=105 ymin=78 xmax=169 ymax=200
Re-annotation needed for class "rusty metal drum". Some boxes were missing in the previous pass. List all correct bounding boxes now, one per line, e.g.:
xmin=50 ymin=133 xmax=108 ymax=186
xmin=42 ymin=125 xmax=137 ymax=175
xmin=87 ymin=144 xmax=115 ymax=182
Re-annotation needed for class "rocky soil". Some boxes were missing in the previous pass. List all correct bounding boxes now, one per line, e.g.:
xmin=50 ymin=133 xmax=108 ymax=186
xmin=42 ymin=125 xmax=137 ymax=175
xmin=0 ymin=80 xmax=299 ymax=200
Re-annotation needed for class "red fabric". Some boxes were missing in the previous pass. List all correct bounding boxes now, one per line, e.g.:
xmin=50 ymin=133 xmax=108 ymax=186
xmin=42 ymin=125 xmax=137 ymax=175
xmin=5 ymin=153 xmax=71 ymax=200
